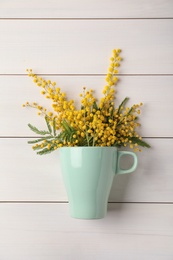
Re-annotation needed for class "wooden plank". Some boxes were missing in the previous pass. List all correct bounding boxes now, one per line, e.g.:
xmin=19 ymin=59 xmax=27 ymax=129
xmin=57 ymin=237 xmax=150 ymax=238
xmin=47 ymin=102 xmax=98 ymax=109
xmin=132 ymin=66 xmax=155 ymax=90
xmin=0 ymin=75 xmax=173 ymax=137
xmin=0 ymin=20 xmax=173 ymax=74
xmin=0 ymin=203 xmax=172 ymax=259
xmin=0 ymin=138 xmax=67 ymax=201
xmin=0 ymin=0 xmax=173 ymax=18
xmin=0 ymin=138 xmax=173 ymax=202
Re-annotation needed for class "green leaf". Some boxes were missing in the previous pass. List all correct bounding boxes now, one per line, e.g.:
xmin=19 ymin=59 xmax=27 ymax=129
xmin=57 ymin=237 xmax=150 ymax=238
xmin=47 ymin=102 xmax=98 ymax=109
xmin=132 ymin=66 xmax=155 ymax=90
xmin=118 ymin=97 xmax=129 ymax=114
xmin=32 ymin=144 xmax=43 ymax=151
xmin=130 ymin=137 xmax=151 ymax=148
xmin=28 ymin=123 xmax=50 ymax=135
xmin=126 ymin=106 xmax=134 ymax=116
xmin=93 ymin=101 xmax=98 ymax=110
xmin=28 ymin=136 xmax=52 ymax=144
xmin=45 ymin=116 xmax=52 ymax=134
xmin=53 ymin=117 xmax=56 ymax=137
xmin=61 ymin=120 xmax=72 ymax=134
xmin=112 ymin=142 xmax=122 ymax=148
xmin=37 ymin=147 xmax=55 ymax=155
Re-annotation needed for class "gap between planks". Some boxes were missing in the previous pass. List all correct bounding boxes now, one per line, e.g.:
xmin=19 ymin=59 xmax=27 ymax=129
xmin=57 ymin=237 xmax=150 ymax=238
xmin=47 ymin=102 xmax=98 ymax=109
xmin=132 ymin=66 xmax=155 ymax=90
xmin=0 ymin=201 xmax=173 ymax=204
xmin=0 ymin=18 xmax=173 ymax=20
xmin=0 ymin=137 xmax=173 ymax=139
xmin=0 ymin=74 xmax=173 ymax=77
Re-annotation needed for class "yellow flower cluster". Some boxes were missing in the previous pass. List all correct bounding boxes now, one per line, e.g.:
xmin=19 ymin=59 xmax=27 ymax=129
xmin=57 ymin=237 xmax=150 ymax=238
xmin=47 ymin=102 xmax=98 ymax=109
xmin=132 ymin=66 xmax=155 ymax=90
xmin=23 ymin=49 xmax=150 ymax=155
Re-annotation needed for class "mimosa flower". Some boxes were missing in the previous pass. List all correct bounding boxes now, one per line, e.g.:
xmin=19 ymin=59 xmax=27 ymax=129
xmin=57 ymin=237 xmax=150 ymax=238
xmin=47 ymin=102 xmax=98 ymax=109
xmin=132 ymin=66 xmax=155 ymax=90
xmin=23 ymin=49 xmax=150 ymax=155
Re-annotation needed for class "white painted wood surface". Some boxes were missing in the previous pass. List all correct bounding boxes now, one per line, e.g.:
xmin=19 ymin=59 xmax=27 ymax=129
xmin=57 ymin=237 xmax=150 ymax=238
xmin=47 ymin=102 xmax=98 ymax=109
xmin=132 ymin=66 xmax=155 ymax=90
xmin=0 ymin=20 xmax=173 ymax=74
xmin=0 ymin=0 xmax=173 ymax=259
xmin=1 ymin=0 xmax=173 ymax=18
xmin=0 ymin=203 xmax=173 ymax=260
xmin=0 ymin=75 xmax=173 ymax=137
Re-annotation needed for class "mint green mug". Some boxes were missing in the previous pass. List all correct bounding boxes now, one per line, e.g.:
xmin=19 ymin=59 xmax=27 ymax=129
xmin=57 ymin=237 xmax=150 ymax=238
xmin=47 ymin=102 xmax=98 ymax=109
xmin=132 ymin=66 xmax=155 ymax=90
xmin=60 ymin=147 xmax=137 ymax=219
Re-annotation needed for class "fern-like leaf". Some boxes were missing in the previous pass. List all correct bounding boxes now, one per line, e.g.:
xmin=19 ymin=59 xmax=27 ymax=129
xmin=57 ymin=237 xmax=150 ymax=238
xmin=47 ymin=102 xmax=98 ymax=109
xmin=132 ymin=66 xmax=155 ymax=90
xmin=61 ymin=120 xmax=73 ymax=134
xmin=126 ymin=106 xmax=134 ymax=117
xmin=32 ymin=144 xmax=43 ymax=151
xmin=28 ymin=123 xmax=50 ymax=135
xmin=118 ymin=97 xmax=129 ymax=114
xmin=45 ymin=116 xmax=52 ymax=134
xmin=37 ymin=147 xmax=55 ymax=155
xmin=28 ymin=136 xmax=52 ymax=144
xmin=53 ymin=117 xmax=56 ymax=137
xmin=129 ymin=137 xmax=151 ymax=148
xmin=93 ymin=101 xmax=99 ymax=110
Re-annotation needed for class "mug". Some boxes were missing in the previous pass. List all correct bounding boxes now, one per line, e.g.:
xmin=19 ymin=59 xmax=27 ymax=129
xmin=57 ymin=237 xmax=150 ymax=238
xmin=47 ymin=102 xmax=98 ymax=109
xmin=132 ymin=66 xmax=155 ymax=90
xmin=60 ymin=147 xmax=137 ymax=219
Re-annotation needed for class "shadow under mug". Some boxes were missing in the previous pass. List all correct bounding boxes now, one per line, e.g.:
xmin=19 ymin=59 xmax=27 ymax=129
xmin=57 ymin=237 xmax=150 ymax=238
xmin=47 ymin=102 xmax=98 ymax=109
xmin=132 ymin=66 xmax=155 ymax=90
xmin=60 ymin=147 xmax=138 ymax=219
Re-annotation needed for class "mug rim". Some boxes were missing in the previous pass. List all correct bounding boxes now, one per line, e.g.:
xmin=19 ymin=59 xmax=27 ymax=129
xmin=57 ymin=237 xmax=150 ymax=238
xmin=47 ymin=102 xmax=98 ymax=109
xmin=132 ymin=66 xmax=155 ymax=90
xmin=59 ymin=146 xmax=118 ymax=150
xmin=58 ymin=146 xmax=118 ymax=149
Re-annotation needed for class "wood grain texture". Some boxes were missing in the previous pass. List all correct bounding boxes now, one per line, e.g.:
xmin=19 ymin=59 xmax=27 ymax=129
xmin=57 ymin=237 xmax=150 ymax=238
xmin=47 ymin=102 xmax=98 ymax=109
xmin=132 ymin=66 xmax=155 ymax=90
xmin=0 ymin=138 xmax=172 ymax=202
xmin=0 ymin=203 xmax=172 ymax=260
xmin=0 ymin=75 xmax=173 ymax=137
xmin=1 ymin=0 xmax=173 ymax=18
xmin=0 ymin=20 xmax=173 ymax=74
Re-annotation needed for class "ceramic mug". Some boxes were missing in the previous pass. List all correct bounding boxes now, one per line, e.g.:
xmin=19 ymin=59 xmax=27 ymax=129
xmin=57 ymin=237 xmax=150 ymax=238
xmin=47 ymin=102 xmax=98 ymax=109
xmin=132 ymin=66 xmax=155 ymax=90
xmin=60 ymin=147 xmax=138 ymax=219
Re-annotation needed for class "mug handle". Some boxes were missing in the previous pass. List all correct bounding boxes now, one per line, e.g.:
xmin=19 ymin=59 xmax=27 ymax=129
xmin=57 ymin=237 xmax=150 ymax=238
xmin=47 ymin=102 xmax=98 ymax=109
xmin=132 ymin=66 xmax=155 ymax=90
xmin=116 ymin=151 xmax=138 ymax=174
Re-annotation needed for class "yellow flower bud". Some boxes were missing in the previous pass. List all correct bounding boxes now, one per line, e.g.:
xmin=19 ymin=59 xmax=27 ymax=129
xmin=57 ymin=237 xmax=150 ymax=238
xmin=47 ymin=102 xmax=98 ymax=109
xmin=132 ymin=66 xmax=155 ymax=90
xmin=52 ymin=82 xmax=56 ymax=86
xmin=47 ymin=144 xmax=51 ymax=149
xmin=81 ymin=132 xmax=85 ymax=137
xmin=114 ymin=63 xmax=120 ymax=67
xmin=48 ymin=112 xmax=53 ymax=117
xmin=109 ymin=67 xmax=113 ymax=72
